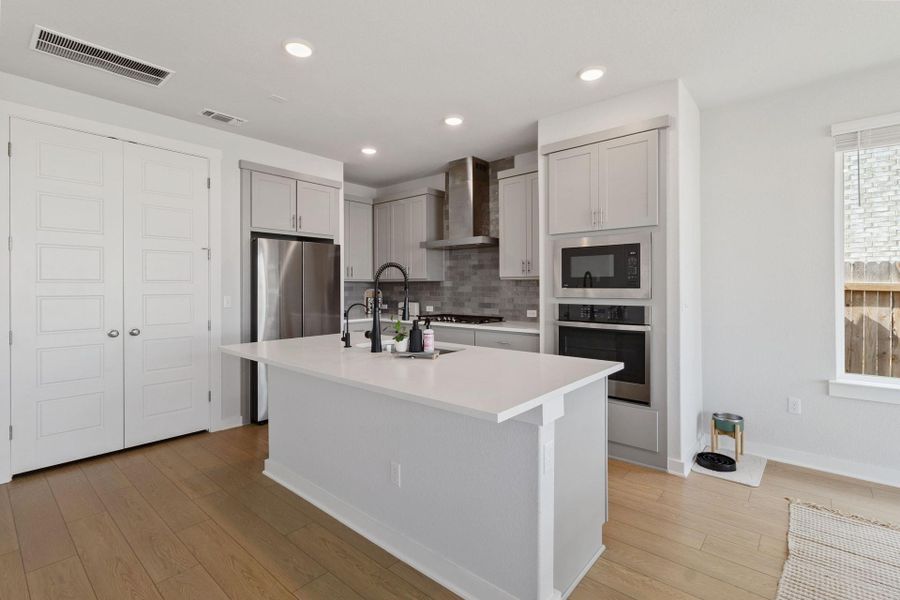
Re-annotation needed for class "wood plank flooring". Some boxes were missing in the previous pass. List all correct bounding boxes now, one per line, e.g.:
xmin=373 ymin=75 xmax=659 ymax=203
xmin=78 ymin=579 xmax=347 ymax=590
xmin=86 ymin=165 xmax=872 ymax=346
xmin=1 ymin=425 xmax=897 ymax=599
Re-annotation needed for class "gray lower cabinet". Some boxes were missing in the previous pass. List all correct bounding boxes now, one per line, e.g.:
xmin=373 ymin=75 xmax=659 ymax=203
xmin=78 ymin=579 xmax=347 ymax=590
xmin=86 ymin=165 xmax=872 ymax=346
xmin=474 ymin=330 xmax=540 ymax=352
xmin=432 ymin=326 xmax=476 ymax=346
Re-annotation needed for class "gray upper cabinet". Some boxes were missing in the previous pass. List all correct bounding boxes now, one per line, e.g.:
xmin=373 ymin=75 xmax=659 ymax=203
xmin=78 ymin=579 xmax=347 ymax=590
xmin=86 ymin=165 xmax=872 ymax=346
xmin=344 ymin=200 xmax=373 ymax=281
xmin=547 ymin=130 xmax=658 ymax=234
xmin=600 ymin=130 xmax=659 ymax=230
xmin=499 ymin=171 xmax=539 ymax=278
xmin=297 ymin=180 xmax=338 ymax=236
xmin=373 ymin=192 xmax=444 ymax=281
xmin=249 ymin=171 xmax=338 ymax=238
xmin=251 ymin=171 xmax=296 ymax=231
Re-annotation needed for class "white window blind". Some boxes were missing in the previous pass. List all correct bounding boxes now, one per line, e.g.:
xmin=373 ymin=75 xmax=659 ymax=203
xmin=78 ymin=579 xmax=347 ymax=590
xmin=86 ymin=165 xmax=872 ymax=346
xmin=834 ymin=123 xmax=900 ymax=151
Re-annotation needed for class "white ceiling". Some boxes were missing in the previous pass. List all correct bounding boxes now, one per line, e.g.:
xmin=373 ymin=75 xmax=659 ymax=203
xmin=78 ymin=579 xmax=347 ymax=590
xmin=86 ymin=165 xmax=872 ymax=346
xmin=1 ymin=0 xmax=899 ymax=186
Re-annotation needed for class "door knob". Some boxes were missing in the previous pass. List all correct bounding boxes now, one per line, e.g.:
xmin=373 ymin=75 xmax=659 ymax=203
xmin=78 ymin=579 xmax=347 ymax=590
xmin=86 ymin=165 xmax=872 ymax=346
xmin=129 ymin=328 xmax=141 ymax=336
xmin=107 ymin=329 xmax=120 ymax=338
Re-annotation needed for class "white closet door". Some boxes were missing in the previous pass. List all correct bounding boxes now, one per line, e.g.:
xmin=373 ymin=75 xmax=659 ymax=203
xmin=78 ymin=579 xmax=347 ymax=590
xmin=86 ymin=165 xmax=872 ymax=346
xmin=10 ymin=119 xmax=125 ymax=473
xmin=123 ymin=144 xmax=210 ymax=447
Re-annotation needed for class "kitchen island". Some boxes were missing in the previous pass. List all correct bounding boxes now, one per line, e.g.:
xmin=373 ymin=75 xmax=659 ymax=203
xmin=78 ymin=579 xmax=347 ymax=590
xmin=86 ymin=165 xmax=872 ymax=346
xmin=221 ymin=334 xmax=622 ymax=600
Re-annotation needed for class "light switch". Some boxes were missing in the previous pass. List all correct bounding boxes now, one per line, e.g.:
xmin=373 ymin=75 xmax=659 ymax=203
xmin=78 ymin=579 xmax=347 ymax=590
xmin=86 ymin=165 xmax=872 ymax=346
xmin=223 ymin=295 xmax=232 ymax=309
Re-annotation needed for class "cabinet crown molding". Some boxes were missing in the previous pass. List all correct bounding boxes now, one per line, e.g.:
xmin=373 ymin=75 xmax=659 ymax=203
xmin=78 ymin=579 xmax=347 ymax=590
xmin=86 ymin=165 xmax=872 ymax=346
xmin=374 ymin=187 xmax=445 ymax=204
xmin=540 ymin=114 xmax=671 ymax=156
xmin=238 ymin=160 xmax=342 ymax=190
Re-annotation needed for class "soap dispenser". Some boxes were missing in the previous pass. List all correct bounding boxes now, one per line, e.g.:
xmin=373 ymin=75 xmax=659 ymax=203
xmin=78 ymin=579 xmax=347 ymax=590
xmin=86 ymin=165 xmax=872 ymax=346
xmin=408 ymin=319 xmax=424 ymax=353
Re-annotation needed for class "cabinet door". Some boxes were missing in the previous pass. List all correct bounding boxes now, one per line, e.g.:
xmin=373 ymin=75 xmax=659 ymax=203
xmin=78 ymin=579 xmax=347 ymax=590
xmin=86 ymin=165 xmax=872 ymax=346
xmin=297 ymin=180 xmax=337 ymax=236
xmin=387 ymin=200 xmax=409 ymax=281
xmin=251 ymin=171 xmax=296 ymax=231
xmin=373 ymin=202 xmax=393 ymax=279
xmin=406 ymin=195 xmax=427 ymax=279
xmin=346 ymin=201 xmax=373 ymax=280
xmin=527 ymin=172 xmax=539 ymax=276
xmin=499 ymin=176 xmax=529 ymax=278
xmin=548 ymin=144 xmax=599 ymax=234
xmin=599 ymin=130 xmax=659 ymax=229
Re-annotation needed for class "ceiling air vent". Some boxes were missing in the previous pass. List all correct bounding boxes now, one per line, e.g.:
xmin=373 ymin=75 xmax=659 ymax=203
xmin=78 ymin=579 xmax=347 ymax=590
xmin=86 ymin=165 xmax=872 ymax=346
xmin=30 ymin=26 xmax=174 ymax=86
xmin=199 ymin=108 xmax=247 ymax=127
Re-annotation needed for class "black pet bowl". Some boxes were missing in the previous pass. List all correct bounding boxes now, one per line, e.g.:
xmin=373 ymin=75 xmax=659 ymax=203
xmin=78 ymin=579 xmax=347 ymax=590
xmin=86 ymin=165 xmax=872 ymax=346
xmin=695 ymin=452 xmax=736 ymax=472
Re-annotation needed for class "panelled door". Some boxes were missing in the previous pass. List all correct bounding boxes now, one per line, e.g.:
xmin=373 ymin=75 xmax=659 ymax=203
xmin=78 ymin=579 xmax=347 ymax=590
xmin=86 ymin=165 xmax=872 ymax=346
xmin=10 ymin=119 xmax=125 ymax=473
xmin=123 ymin=143 xmax=210 ymax=447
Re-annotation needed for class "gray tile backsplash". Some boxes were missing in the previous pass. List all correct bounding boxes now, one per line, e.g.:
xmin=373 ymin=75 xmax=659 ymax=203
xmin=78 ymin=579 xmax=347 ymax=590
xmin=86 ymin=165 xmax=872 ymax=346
xmin=344 ymin=156 xmax=539 ymax=322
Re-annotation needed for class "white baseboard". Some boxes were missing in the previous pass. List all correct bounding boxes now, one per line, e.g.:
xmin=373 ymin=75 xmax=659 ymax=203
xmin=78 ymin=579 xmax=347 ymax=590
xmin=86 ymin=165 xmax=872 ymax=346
xmin=667 ymin=436 xmax=703 ymax=478
xmin=560 ymin=544 xmax=605 ymax=599
xmin=210 ymin=415 xmax=244 ymax=432
xmin=264 ymin=459 xmax=531 ymax=600
xmin=701 ymin=434 xmax=900 ymax=489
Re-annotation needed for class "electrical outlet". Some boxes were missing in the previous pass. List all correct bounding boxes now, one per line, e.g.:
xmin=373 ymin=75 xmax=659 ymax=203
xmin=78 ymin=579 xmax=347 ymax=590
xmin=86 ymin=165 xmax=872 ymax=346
xmin=788 ymin=396 xmax=802 ymax=415
xmin=390 ymin=461 xmax=401 ymax=488
xmin=526 ymin=309 xmax=538 ymax=318
xmin=425 ymin=305 xmax=434 ymax=313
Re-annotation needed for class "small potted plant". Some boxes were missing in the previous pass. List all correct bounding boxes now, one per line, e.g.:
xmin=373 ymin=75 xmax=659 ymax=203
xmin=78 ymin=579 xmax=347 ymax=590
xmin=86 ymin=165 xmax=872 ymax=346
xmin=392 ymin=319 xmax=409 ymax=352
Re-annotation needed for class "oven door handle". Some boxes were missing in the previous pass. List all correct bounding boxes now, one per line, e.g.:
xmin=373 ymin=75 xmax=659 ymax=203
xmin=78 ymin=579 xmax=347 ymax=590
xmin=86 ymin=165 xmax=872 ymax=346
xmin=553 ymin=320 xmax=651 ymax=332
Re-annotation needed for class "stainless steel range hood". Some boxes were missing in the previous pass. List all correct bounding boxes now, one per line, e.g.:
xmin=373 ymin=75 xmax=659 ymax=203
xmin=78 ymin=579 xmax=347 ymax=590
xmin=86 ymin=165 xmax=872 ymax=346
xmin=421 ymin=157 xmax=497 ymax=249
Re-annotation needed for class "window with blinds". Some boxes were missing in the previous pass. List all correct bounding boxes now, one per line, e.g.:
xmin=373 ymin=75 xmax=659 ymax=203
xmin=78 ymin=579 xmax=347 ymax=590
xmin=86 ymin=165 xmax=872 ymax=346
xmin=834 ymin=122 xmax=900 ymax=379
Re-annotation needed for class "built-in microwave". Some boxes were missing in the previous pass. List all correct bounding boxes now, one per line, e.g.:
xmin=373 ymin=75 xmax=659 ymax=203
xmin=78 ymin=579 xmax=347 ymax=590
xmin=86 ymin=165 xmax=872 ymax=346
xmin=554 ymin=232 xmax=651 ymax=299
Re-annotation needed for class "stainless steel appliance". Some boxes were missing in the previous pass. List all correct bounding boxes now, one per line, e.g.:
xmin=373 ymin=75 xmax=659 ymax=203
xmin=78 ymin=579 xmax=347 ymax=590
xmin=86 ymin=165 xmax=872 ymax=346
xmin=421 ymin=157 xmax=496 ymax=249
xmin=556 ymin=304 xmax=651 ymax=404
xmin=554 ymin=232 xmax=651 ymax=299
xmin=251 ymin=235 xmax=340 ymax=421
xmin=427 ymin=314 xmax=504 ymax=324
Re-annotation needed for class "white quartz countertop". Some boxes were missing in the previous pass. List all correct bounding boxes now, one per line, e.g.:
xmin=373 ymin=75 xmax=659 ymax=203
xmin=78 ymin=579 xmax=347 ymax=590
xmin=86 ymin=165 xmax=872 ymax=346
xmin=347 ymin=316 xmax=539 ymax=335
xmin=222 ymin=334 xmax=621 ymax=423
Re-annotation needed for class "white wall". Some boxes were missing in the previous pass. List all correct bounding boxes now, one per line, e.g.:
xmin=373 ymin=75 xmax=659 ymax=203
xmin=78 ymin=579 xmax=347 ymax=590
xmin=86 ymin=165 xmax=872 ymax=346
xmin=701 ymin=62 xmax=900 ymax=485
xmin=674 ymin=82 xmax=704 ymax=474
xmin=0 ymin=72 xmax=342 ymax=431
xmin=537 ymin=80 xmax=703 ymax=472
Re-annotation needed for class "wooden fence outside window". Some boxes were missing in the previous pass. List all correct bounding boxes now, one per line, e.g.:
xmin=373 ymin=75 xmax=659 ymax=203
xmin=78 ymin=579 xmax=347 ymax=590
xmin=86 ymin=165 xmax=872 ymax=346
xmin=844 ymin=261 xmax=900 ymax=378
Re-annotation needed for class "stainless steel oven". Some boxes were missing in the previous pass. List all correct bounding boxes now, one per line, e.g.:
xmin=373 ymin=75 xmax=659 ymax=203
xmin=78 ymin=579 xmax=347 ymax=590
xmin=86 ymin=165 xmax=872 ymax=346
xmin=556 ymin=304 xmax=651 ymax=404
xmin=554 ymin=232 xmax=651 ymax=299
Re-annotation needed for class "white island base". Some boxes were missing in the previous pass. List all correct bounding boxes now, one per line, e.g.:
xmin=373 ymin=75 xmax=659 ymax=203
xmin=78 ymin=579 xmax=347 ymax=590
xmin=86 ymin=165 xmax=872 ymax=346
xmin=223 ymin=335 xmax=621 ymax=600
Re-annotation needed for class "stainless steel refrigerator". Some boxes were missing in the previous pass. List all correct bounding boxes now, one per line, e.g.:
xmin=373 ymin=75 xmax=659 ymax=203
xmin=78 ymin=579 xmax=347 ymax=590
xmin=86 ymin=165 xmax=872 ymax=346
xmin=250 ymin=235 xmax=340 ymax=422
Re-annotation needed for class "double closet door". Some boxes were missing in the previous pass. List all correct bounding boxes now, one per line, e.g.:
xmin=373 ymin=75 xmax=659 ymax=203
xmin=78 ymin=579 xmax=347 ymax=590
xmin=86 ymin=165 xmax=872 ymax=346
xmin=9 ymin=119 xmax=211 ymax=474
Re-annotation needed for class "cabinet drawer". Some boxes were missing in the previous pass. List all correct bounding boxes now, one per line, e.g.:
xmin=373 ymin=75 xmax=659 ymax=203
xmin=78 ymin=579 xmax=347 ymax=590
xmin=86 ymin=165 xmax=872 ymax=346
xmin=608 ymin=401 xmax=658 ymax=452
xmin=475 ymin=330 xmax=539 ymax=353
xmin=432 ymin=326 xmax=475 ymax=346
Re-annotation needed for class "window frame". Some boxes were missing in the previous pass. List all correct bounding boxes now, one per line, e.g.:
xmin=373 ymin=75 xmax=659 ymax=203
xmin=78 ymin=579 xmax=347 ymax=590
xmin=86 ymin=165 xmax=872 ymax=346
xmin=830 ymin=114 xmax=900 ymax=404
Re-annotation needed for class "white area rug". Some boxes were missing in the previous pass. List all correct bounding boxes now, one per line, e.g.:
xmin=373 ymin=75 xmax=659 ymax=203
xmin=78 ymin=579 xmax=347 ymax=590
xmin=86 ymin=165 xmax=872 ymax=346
xmin=691 ymin=446 xmax=767 ymax=487
xmin=776 ymin=500 xmax=900 ymax=599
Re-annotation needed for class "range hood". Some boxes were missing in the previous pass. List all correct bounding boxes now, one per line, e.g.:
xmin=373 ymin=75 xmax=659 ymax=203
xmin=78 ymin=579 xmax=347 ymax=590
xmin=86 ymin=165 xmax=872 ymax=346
xmin=421 ymin=156 xmax=498 ymax=249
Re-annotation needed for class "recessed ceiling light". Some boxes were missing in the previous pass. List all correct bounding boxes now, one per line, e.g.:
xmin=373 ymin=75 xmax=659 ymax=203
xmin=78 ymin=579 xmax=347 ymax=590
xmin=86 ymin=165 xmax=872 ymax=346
xmin=443 ymin=115 xmax=464 ymax=126
xmin=284 ymin=40 xmax=313 ymax=58
xmin=361 ymin=147 xmax=377 ymax=155
xmin=578 ymin=66 xmax=605 ymax=82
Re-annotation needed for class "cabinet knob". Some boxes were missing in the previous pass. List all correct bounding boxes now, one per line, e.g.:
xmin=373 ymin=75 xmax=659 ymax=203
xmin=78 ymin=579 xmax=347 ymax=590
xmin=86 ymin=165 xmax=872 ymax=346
xmin=107 ymin=329 xmax=120 ymax=338
xmin=129 ymin=328 xmax=141 ymax=336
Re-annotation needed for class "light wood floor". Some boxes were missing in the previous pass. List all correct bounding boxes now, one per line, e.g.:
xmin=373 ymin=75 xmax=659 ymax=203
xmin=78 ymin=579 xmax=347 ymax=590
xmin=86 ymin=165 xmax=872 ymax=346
xmin=0 ymin=426 xmax=898 ymax=600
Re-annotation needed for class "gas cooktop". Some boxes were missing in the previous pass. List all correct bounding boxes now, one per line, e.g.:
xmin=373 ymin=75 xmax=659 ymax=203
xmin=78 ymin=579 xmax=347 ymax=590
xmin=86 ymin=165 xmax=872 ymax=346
xmin=425 ymin=314 xmax=504 ymax=325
